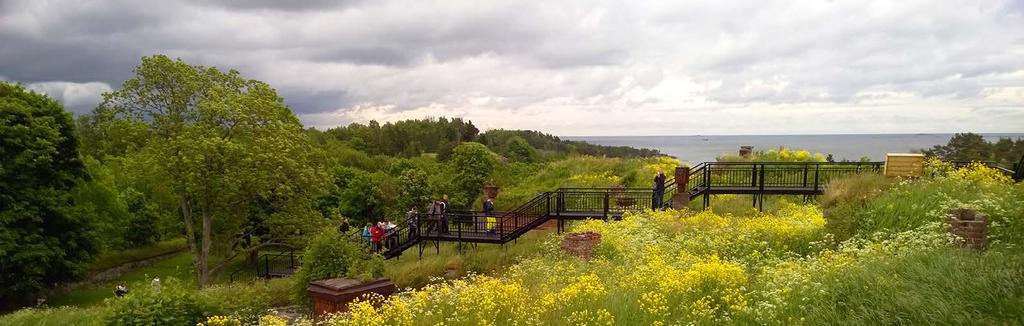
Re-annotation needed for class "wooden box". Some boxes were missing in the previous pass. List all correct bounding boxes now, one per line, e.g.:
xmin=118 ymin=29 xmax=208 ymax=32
xmin=308 ymin=278 xmax=396 ymax=318
xmin=884 ymin=153 xmax=925 ymax=177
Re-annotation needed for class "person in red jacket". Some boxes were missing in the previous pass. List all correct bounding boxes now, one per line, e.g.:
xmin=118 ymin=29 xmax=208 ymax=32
xmin=370 ymin=222 xmax=384 ymax=253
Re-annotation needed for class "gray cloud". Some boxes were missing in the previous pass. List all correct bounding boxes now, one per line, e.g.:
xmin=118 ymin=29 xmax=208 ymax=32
xmin=0 ymin=0 xmax=1021 ymax=134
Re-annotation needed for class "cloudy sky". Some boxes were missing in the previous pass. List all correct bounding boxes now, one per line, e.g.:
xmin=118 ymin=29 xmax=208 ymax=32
xmin=1 ymin=0 xmax=1022 ymax=135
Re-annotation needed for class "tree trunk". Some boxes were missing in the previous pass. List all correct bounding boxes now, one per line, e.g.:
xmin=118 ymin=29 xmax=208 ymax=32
xmin=198 ymin=206 xmax=212 ymax=287
xmin=180 ymin=195 xmax=203 ymax=286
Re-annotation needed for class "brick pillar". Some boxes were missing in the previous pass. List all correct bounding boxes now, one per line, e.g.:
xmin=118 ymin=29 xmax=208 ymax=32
xmin=946 ymin=208 xmax=989 ymax=250
xmin=670 ymin=166 xmax=691 ymax=208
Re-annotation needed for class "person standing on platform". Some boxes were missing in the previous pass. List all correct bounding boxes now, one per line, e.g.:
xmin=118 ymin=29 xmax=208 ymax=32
xmin=653 ymin=169 xmax=667 ymax=210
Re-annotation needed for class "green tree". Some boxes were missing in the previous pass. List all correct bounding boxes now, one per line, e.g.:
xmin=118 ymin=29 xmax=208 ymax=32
xmin=99 ymin=55 xmax=330 ymax=287
xmin=923 ymin=133 xmax=991 ymax=162
xmin=504 ymin=135 xmax=540 ymax=163
xmin=397 ymin=167 xmax=431 ymax=211
xmin=0 ymin=82 xmax=98 ymax=309
xmin=321 ymin=167 xmax=385 ymax=225
xmin=447 ymin=142 xmax=497 ymax=207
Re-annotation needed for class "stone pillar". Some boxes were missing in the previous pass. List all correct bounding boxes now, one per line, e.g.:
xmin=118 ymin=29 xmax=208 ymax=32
xmin=670 ymin=166 xmax=691 ymax=208
xmin=739 ymin=146 xmax=753 ymax=158
xmin=946 ymin=208 xmax=989 ymax=250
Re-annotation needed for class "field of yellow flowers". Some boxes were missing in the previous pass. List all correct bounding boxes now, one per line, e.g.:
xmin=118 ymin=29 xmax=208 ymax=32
xmin=321 ymin=162 xmax=1023 ymax=325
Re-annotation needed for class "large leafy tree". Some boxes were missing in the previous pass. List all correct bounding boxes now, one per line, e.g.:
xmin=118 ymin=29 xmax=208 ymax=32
xmin=447 ymin=142 xmax=497 ymax=208
xmin=100 ymin=55 xmax=330 ymax=286
xmin=0 ymin=82 xmax=98 ymax=309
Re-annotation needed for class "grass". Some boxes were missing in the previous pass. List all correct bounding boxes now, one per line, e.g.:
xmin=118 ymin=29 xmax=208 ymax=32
xmin=0 ymin=306 xmax=105 ymax=326
xmin=47 ymin=252 xmax=196 ymax=307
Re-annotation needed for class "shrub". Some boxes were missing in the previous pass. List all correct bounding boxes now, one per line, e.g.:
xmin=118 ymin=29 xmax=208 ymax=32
xmin=194 ymin=278 xmax=292 ymax=324
xmin=103 ymin=278 xmax=202 ymax=326
xmin=292 ymin=228 xmax=384 ymax=305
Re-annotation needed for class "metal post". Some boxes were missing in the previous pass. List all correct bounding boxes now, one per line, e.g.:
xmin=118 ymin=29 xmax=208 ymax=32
xmin=603 ymin=191 xmax=610 ymax=219
xmin=813 ymin=164 xmax=821 ymax=192
xmin=802 ymin=164 xmax=809 ymax=187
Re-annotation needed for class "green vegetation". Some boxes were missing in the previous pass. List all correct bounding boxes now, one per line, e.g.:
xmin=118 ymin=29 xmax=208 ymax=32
xmin=98 ymin=55 xmax=333 ymax=287
xmin=479 ymin=129 xmax=661 ymax=160
xmin=291 ymin=229 xmax=383 ymax=305
xmin=0 ymin=82 xmax=98 ymax=310
xmin=48 ymin=251 xmax=195 ymax=307
xmin=922 ymin=132 xmax=1024 ymax=166
xmin=716 ymin=147 xmax=828 ymax=162
xmin=326 ymin=163 xmax=1023 ymax=325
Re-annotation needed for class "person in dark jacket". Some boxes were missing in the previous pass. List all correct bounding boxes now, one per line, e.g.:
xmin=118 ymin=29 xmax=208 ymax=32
xmin=483 ymin=197 xmax=496 ymax=233
xmin=653 ymin=169 xmax=666 ymax=209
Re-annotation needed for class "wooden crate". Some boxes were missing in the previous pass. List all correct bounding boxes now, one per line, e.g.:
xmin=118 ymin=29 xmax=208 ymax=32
xmin=308 ymin=278 xmax=396 ymax=318
xmin=884 ymin=153 xmax=925 ymax=177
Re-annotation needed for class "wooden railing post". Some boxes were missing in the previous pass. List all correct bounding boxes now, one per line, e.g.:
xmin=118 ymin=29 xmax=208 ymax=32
xmin=669 ymin=166 xmax=692 ymax=209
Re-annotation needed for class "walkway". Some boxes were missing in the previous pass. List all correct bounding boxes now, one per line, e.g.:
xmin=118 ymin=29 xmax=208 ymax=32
xmin=384 ymin=161 xmax=886 ymax=259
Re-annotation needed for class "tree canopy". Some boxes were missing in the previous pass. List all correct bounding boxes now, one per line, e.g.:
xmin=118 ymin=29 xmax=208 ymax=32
xmin=99 ymin=55 xmax=331 ymax=286
xmin=0 ymin=82 xmax=97 ymax=309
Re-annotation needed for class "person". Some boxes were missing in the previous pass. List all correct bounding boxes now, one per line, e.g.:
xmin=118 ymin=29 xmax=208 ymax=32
xmin=362 ymin=222 xmax=373 ymax=245
xmin=653 ymin=169 xmax=666 ymax=210
xmin=115 ymin=282 xmax=128 ymax=297
xmin=483 ymin=197 xmax=496 ymax=234
xmin=385 ymin=219 xmax=397 ymax=248
xmin=151 ymin=277 xmax=161 ymax=293
xmin=370 ymin=222 xmax=384 ymax=253
xmin=406 ymin=207 xmax=418 ymax=238
xmin=440 ymin=194 xmax=449 ymax=233
xmin=430 ymin=195 xmax=449 ymax=234
xmin=338 ymin=218 xmax=350 ymax=234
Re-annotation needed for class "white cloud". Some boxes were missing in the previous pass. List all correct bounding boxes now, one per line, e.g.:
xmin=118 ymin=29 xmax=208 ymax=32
xmin=24 ymin=81 xmax=112 ymax=113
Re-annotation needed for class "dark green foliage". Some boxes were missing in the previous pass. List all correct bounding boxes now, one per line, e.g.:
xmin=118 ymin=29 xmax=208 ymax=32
xmin=922 ymin=132 xmax=1024 ymax=166
xmin=0 ymin=82 xmax=98 ymax=310
xmin=319 ymin=117 xmax=479 ymax=157
xmin=292 ymin=229 xmax=384 ymax=305
xmin=479 ymin=129 xmax=662 ymax=159
xmin=320 ymin=167 xmax=386 ymax=225
xmin=503 ymin=136 xmax=540 ymax=163
xmin=103 ymin=278 xmax=202 ymax=326
xmin=447 ymin=142 xmax=497 ymax=208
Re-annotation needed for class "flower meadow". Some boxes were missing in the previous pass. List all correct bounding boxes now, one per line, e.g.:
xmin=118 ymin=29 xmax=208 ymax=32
xmin=320 ymin=163 xmax=1024 ymax=325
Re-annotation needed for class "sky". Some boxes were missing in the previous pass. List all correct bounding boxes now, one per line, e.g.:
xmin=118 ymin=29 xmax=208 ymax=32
xmin=1 ymin=0 xmax=1022 ymax=136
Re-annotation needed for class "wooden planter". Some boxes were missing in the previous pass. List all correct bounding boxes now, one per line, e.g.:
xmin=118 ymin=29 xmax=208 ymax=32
xmin=308 ymin=278 xmax=396 ymax=318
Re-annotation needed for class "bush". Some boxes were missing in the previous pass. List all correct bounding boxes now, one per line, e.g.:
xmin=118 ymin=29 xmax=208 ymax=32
xmin=292 ymin=229 xmax=384 ymax=305
xmin=103 ymin=278 xmax=202 ymax=326
xmin=194 ymin=278 xmax=292 ymax=324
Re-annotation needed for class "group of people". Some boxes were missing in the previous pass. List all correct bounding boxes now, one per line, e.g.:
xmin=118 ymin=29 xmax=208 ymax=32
xmin=361 ymin=219 xmax=398 ymax=253
xmin=356 ymin=193 xmax=506 ymax=254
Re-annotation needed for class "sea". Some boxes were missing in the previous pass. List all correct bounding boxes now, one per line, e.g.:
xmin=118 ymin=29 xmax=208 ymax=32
xmin=566 ymin=134 xmax=1024 ymax=165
